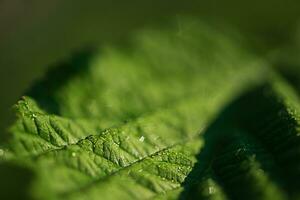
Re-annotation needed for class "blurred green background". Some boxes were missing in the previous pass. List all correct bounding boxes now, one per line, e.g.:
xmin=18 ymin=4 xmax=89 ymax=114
xmin=0 ymin=0 xmax=300 ymax=134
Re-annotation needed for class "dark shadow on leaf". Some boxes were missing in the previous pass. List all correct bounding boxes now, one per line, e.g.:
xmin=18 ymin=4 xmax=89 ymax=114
xmin=276 ymin=65 xmax=300 ymax=93
xmin=180 ymin=82 xmax=300 ymax=199
xmin=26 ymin=48 xmax=97 ymax=115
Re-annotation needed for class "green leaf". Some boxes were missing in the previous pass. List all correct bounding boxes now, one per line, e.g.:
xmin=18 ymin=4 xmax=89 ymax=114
xmin=2 ymin=19 xmax=300 ymax=200
xmin=181 ymin=74 xmax=300 ymax=200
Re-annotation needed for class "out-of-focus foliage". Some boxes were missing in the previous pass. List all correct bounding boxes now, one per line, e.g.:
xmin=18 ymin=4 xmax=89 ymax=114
xmin=0 ymin=0 xmax=300 ymax=132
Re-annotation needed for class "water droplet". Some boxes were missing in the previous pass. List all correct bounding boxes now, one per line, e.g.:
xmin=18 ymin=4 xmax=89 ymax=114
xmin=71 ymin=152 xmax=76 ymax=157
xmin=208 ymin=186 xmax=215 ymax=194
xmin=0 ymin=149 xmax=4 ymax=157
xmin=30 ymin=113 xmax=37 ymax=120
xmin=139 ymin=136 xmax=145 ymax=142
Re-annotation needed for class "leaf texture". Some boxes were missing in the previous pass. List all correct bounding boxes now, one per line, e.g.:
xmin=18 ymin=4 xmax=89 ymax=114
xmin=1 ymin=19 xmax=300 ymax=200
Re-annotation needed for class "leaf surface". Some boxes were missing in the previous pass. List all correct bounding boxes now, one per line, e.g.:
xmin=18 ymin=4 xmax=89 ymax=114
xmin=3 ymin=20 xmax=300 ymax=200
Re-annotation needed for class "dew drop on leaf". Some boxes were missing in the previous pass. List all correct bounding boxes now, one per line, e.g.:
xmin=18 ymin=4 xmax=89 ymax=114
xmin=208 ymin=186 xmax=215 ymax=194
xmin=139 ymin=136 xmax=145 ymax=142
xmin=0 ymin=149 xmax=4 ymax=157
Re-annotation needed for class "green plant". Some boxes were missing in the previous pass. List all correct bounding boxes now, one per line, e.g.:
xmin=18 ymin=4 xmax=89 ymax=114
xmin=0 ymin=19 xmax=300 ymax=200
